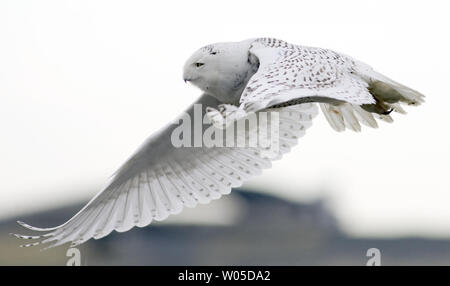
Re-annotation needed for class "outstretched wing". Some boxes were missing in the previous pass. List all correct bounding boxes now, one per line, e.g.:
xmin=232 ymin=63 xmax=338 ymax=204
xmin=13 ymin=94 xmax=319 ymax=249
xmin=240 ymin=38 xmax=375 ymax=112
xmin=207 ymin=38 xmax=424 ymax=132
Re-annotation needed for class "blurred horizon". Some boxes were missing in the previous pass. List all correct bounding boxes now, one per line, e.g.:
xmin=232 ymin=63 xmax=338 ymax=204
xmin=4 ymin=188 xmax=450 ymax=266
xmin=4 ymin=183 xmax=450 ymax=240
xmin=1 ymin=0 xmax=450 ymax=244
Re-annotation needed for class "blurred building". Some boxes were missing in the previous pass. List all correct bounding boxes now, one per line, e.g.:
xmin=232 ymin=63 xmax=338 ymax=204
xmin=1 ymin=189 xmax=450 ymax=265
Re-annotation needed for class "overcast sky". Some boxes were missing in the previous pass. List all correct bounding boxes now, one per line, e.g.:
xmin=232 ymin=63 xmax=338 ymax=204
xmin=0 ymin=0 xmax=449 ymax=238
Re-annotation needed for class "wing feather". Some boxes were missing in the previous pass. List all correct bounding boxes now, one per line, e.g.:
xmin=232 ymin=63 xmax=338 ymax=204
xmin=238 ymin=38 xmax=375 ymax=112
xmin=206 ymin=38 xmax=421 ymax=132
xmin=13 ymin=94 xmax=318 ymax=249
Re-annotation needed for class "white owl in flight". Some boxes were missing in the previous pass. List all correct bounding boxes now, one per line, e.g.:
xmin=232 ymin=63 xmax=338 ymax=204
xmin=13 ymin=38 xmax=424 ymax=249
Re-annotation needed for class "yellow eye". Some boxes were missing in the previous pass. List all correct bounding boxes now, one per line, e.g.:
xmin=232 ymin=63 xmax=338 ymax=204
xmin=195 ymin=62 xmax=204 ymax=68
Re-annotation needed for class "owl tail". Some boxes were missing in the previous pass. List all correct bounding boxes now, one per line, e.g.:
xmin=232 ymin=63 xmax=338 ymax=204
xmin=320 ymin=62 xmax=425 ymax=132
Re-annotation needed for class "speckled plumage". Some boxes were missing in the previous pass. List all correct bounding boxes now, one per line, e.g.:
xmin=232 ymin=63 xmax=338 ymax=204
xmin=200 ymin=38 xmax=423 ymax=129
xmin=241 ymin=38 xmax=374 ymax=107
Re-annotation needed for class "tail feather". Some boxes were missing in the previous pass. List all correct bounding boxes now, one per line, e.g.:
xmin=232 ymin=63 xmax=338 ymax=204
xmin=319 ymin=103 xmax=346 ymax=132
xmin=318 ymin=60 xmax=425 ymax=132
xmin=339 ymin=104 xmax=361 ymax=132
xmin=352 ymin=105 xmax=378 ymax=128
xmin=321 ymin=101 xmax=398 ymax=132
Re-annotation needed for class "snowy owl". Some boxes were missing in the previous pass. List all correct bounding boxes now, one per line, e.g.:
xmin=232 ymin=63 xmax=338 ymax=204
xmin=13 ymin=38 xmax=424 ymax=249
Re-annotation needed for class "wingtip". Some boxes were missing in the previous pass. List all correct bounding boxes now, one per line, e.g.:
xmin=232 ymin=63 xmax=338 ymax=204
xmin=16 ymin=220 xmax=35 ymax=230
xmin=10 ymin=232 xmax=44 ymax=240
xmin=19 ymin=241 xmax=42 ymax=248
xmin=16 ymin=220 xmax=55 ymax=232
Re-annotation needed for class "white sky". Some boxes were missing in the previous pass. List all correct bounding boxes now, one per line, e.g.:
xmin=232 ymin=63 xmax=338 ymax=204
xmin=0 ymin=0 xmax=449 ymax=238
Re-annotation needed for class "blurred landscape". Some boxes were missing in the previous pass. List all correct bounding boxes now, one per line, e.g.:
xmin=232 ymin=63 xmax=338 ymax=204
xmin=1 ymin=0 xmax=450 ymax=266
xmin=2 ymin=189 xmax=450 ymax=266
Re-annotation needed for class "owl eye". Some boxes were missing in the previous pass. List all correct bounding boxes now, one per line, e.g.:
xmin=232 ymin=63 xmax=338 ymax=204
xmin=195 ymin=62 xmax=204 ymax=68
